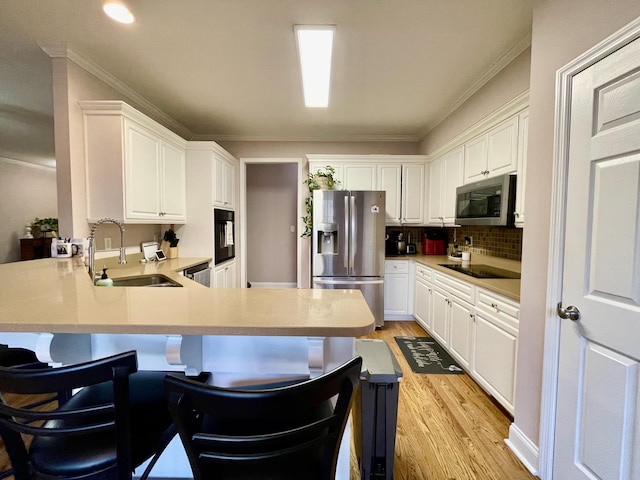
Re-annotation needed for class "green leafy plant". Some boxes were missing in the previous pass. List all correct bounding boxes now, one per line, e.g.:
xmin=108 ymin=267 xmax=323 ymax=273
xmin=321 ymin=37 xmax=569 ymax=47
xmin=301 ymin=166 xmax=339 ymax=238
xmin=32 ymin=217 xmax=59 ymax=238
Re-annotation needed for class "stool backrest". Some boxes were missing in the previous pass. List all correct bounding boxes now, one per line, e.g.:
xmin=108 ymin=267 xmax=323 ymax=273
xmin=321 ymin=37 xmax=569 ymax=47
xmin=165 ymin=356 xmax=362 ymax=480
xmin=0 ymin=351 xmax=138 ymax=480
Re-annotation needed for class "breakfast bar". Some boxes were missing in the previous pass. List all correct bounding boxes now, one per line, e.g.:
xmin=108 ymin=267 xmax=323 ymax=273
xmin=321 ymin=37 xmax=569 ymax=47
xmin=0 ymin=256 xmax=375 ymax=478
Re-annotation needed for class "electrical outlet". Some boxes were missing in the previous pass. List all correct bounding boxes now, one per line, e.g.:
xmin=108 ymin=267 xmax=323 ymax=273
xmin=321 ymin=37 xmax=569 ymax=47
xmin=104 ymin=237 xmax=112 ymax=250
xmin=464 ymin=236 xmax=473 ymax=246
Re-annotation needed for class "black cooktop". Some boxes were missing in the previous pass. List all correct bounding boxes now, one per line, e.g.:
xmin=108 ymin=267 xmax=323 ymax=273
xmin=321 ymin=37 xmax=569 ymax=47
xmin=438 ymin=263 xmax=521 ymax=279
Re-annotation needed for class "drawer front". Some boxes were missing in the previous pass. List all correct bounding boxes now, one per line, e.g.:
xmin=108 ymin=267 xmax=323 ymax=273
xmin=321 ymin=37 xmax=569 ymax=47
xmin=414 ymin=263 xmax=432 ymax=282
xmin=385 ymin=260 xmax=409 ymax=274
xmin=433 ymin=271 xmax=475 ymax=304
xmin=475 ymin=288 xmax=519 ymax=331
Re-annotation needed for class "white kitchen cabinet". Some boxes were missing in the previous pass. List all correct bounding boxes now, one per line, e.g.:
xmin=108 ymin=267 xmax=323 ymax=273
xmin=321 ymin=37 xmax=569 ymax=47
xmin=307 ymin=155 xmax=427 ymax=226
xmin=213 ymin=260 xmax=236 ymax=288
xmin=81 ymin=101 xmax=187 ymax=224
xmin=401 ymin=164 xmax=425 ymax=224
xmin=413 ymin=264 xmax=433 ymax=331
xmin=384 ymin=260 xmax=411 ymax=319
xmin=448 ymin=296 xmax=474 ymax=370
xmin=427 ymin=146 xmax=464 ymax=226
xmin=343 ymin=164 xmax=376 ymax=190
xmin=472 ymin=288 xmax=519 ymax=414
xmin=514 ymin=109 xmax=529 ymax=228
xmin=378 ymin=164 xmax=402 ymax=224
xmin=214 ymin=155 xmax=235 ymax=209
xmin=464 ymin=115 xmax=519 ymax=184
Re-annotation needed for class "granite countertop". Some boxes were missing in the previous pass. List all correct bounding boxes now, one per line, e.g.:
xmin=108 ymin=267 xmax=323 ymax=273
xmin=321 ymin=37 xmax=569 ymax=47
xmin=0 ymin=255 xmax=374 ymax=337
xmin=387 ymin=253 xmax=521 ymax=301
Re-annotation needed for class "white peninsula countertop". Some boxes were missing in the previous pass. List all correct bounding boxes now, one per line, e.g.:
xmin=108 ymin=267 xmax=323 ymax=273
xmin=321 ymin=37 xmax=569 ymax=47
xmin=0 ymin=256 xmax=375 ymax=337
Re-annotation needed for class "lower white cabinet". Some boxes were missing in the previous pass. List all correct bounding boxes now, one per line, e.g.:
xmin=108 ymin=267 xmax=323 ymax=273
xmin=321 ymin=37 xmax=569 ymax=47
xmin=411 ymin=262 xmax=519 ymax=414
xmin=213 ymin=260 xmax=236 ymax=288
xmin=384 ymin=260 xmax=412 ymax=319
xmin=413 ymin=264 xmax=433 ymax=331
xmin=471 ymin=288 xmax=519 ymax=412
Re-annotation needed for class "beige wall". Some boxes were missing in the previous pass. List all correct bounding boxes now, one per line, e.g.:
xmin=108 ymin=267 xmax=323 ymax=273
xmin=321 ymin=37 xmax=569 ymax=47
xmin=0 ymin=158 xmax=57 ymax=263
xmin=516 ymin=0 xmax=640 ymax=448
xmin=419 ymin=48 xmax=531 ymax=154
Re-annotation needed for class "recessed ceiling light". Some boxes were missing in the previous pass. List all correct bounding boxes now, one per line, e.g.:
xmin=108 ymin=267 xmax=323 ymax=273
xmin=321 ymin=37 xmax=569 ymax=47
xmin=294 ymin=25 xmax=335 ymax=108
xmin=103 ymin=2 xmax=135 ymax=24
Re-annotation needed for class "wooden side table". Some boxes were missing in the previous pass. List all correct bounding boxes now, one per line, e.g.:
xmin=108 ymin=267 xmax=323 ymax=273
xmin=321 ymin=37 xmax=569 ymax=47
xmin=20 ymin=238 xmax=53 ymax=261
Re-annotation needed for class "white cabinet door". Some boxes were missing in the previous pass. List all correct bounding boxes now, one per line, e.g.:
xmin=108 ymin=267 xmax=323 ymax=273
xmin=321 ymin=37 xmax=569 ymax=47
xmin=486 ymin=115 xmax=518 ymax=176
xmin=514 ymin=109 xmax=528 ymax=228
xmin=472 ymin=313 xmax=517 ymax=411
xmin=413 ymin=277 xmax=432 ymax=331
xmin=214 ymin=156 xmax=235 ymax=209
xmin=401 ymin=164 xmax=425 ymax=224
xmin=125 ymin=120 xmax=161 ymax=220
xmin=343 ymin=164 xmax=376 ymax=190
xmin=160 ymin=142 xmax=186 ymax=221
xmin=384 ymin=274 xmax=409 ymax=315
xmin=463 ymin=135 xmax=488 ymax=184
xmin=427 ymin=147 xmax=463 ymax=226
xmin=464 ymin=115 xmax=519 ymax=184
xmin=377 ymin=164 xmax=401 ymax=224
xmin=431 ymin=288 xmax=449 ymax=347
xmin=448 ymin=297 xmax=474 ymax=370
xmin=213 ymin=260 xmax=235 ymax=288
xmin=384 ymin=260 xmax=410 ymax=317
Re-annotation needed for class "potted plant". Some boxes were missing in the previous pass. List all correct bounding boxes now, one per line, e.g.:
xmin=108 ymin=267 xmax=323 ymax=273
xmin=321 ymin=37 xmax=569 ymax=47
xmin=301 ymin=166 xmax=339 ymax=238
xmin=31 ymin=217 xmax=59 ymax=238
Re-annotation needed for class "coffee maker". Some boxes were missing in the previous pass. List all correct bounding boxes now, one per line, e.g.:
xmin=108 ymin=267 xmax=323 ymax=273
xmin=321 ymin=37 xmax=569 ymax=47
xmin=386 ymin=231 xmax=406 ymax=255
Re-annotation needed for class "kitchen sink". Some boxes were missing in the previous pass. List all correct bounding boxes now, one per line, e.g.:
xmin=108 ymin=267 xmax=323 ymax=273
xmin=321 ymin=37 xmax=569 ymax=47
xmin=110 ymin=274 xmax=183 ymax=287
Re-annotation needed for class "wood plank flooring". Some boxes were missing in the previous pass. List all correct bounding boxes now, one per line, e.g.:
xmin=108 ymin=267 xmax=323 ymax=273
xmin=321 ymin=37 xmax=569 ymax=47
xmin=351 ymin=321 xmax=537 ymax=480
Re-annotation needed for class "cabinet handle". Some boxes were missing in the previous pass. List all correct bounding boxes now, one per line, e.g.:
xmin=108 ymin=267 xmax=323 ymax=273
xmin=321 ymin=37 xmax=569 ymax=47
xmin=491 ymin=302 xmax=499 ymax=312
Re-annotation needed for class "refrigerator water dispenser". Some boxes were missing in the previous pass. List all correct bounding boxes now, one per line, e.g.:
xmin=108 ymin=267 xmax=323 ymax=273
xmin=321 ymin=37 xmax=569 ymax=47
xmin=316 ymin=223 xmax=338 ymax=255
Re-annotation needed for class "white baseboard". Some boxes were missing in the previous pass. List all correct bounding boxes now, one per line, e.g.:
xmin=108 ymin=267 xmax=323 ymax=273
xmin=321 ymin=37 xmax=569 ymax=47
xmin=505 ymin=423 xmax=540 ymax=477
xmin=250 ymin=282 xmax=297 ymax=289
xmin=383 ymin=314 xmax=415 ymax=321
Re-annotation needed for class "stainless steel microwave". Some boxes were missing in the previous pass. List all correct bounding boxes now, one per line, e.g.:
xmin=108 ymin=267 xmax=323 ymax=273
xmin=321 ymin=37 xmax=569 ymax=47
xmin=455 ymin=174 xmax=517 ymax=226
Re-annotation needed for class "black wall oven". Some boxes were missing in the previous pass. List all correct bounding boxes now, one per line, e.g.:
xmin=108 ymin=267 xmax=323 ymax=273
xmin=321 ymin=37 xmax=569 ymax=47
xmin=214 ymin=209 xmax=235 ymax=265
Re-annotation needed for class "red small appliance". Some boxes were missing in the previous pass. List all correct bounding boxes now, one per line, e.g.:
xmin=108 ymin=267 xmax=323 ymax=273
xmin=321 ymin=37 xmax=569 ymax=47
xmin=422 ymin=233 xmax=445 ymax=255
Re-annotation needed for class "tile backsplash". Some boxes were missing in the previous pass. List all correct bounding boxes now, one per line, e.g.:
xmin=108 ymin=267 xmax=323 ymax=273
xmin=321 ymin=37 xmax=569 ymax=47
xmin=386 ymin=226 xmax=523 ymax=261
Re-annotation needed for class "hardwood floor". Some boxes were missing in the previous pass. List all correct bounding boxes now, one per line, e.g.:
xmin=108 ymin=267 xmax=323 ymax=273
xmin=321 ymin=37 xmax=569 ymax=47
xmin=350 ymin=321 xmax=536 ymax=480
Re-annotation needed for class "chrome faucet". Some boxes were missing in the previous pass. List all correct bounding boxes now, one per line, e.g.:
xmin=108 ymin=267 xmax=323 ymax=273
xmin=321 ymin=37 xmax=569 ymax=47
xmin=87 ymin=218 xmax=126 ymax=284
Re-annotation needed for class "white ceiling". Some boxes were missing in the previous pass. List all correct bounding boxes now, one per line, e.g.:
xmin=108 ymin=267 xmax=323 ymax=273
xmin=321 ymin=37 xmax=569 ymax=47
xmin=0 ymin=0 xmax=533 ymax=167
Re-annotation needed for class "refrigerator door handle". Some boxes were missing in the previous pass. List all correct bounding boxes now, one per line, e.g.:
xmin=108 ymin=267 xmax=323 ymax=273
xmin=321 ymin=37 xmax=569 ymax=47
xmin=344 ymin=195 xmax=349 ymax=269
xmin=313 ymin=279 xmax=384 ymax=285
xmin=350 ymin=195 xmax=357 ymax=270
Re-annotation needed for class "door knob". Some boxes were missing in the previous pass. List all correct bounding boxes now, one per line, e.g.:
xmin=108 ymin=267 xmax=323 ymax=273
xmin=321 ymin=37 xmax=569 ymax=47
xmin=557 ymin=302 xmax=581 ymax=321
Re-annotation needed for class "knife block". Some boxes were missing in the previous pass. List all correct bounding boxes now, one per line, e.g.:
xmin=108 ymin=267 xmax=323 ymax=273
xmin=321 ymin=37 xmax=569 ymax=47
xmin=167 ymin=247 xmax=178 ymax=259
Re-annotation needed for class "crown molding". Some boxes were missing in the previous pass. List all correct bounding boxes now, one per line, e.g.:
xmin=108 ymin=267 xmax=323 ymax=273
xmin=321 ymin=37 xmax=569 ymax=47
xmin=192 ymin=133 xmax=420 ymax=143
xmin=419 ymin=30 xmax=532 ymax=139
xmin=40 ymin=43 xmax=193 ymax=140
xmin=0 ymin=156 xmax=56 ymax=170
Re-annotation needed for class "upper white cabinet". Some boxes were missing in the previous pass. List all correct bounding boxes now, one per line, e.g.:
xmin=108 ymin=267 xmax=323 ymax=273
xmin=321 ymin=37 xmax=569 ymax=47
xmin=378 ymin=164 xmax=402 ymax=224
xmin=81 ymin=101 xmax=187 ymax=224
xmin=401 ymin=164 xmax=425 ymax=224
xmin=214 ymin=155 xmax=235 ymax=209
xmin=308 ymin=155 xmax=427 ymax=226
xmin=514 ymin=109 xmax=529 ymax=228
xmin=464 ymin=115 xmax=519 ymax=184
xmin=426 ymin=146 xmax=464 ymax=226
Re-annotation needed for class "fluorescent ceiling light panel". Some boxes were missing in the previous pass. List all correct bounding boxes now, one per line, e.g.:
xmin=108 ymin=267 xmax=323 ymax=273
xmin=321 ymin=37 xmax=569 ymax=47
xmin=103 ymin=2 xmax=135 ymax=24
xmin=295 ymin=25 xmax=335 ymax=108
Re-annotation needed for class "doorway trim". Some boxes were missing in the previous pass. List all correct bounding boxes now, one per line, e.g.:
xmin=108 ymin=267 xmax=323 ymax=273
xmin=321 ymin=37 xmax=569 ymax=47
xmin=239 ymin=157 xmax=304 ymax=289
xmin=539 ymin=17 xmax=640 ymax=480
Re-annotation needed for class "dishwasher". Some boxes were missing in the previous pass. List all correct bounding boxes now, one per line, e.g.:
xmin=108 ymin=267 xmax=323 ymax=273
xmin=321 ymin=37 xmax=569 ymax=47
xmin=184 ymin=262 xmax=211 ymax=287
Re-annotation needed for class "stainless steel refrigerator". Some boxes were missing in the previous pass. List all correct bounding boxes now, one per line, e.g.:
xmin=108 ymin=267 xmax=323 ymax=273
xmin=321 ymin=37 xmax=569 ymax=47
xmin=312 ymin=190 xmax=386 ymax=328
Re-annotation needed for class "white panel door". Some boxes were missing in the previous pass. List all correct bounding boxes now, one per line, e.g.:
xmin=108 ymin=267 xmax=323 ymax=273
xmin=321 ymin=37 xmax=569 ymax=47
xmin=378 ymin=164 xmax=401 ymax=224
xmin=125 ymin=121 xmax=161 ymax=219
xmin=554 ymin=35 xmax=640 ymax=479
